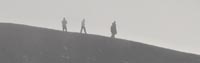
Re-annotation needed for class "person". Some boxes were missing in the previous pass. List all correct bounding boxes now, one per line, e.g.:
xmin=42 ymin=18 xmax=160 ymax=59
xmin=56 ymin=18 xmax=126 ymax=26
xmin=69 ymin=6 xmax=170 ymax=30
xmin=62 ymin=17 xmax=67 ymax=32
xmin=111 ymin=21 xmax=117 ymax=38
xmin=80 ymin=18 xmax=87 ymax=34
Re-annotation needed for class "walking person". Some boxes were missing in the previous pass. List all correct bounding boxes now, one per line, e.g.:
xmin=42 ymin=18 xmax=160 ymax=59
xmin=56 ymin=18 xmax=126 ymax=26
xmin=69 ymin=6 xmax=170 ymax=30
xmin=80 ymin=18 xmax=87 ymax=34
xmin=111 ymin=21 xmax=117 ymax=38
xmin=62 ymin=17 xmax=67 ymax=32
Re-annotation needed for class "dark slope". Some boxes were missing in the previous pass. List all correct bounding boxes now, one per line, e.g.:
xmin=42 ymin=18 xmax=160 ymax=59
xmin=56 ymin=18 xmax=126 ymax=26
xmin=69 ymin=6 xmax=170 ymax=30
xmin=0 ymin=23 xmax=200 ymax=63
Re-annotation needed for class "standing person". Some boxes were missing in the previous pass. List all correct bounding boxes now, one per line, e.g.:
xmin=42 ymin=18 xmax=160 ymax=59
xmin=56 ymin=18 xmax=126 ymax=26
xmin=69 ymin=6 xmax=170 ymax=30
xmin=62 ymin=17 xmax=67 ymax=32
xmin=111 ymin=21 xmax=117 ymax=38
xmin=80 ymin=18 xmax=87 ymax=34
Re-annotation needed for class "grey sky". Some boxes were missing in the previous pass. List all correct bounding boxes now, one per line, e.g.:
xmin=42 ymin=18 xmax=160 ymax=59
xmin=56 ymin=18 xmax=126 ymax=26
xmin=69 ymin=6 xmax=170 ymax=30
xmin=0 ymin=0 xmax=200 ymax=54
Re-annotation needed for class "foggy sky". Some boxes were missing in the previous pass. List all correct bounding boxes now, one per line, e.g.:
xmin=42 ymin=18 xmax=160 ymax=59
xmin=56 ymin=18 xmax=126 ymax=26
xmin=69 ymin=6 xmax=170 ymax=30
xmin=0 ymin=0 xmax=200 ymax=54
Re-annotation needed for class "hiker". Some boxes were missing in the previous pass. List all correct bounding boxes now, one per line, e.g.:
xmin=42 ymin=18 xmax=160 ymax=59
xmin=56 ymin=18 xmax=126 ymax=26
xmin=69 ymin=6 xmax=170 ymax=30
xmin=62 ymin=17 xmax=67 ymax=32
xmin=111 ymin=21 xmax=117 ymax=38
xmin=80 ymin=18 xmax=87 ymax=34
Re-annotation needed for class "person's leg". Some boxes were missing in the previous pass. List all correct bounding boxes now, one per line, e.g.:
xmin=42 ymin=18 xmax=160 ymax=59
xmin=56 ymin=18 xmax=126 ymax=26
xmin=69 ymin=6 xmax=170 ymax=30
xmin=111 ymin=35 xmax=114 ymax=38
xmin=83 ymin=27 xmax=87 ymax=34
xmin=113 ymin=34 xmax=115 ymax=38
xmin=63 ymin=27 xmax=65 ymax=31
xmin=63 ymin=27 xmax=66 ymax=31
xmin=64 ymin=28 xmax=66 ymax=32
xmin=63 ymin=25 xmax=66 ymax=31
xmin=80 ymin=26 xmax=83 ymax=33
xmin=65 ymin=26 xmax=67 ymax=32
xmin=111 ymin=33 xmax=116 ymax=38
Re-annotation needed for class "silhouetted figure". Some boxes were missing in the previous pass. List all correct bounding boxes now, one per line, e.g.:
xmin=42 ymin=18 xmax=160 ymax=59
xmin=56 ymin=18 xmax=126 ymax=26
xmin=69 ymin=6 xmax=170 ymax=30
xmin=80 ymin=19 xmax=87 ymax=34
xmin=111 ymin=21 xmax=117 ymax=38
xmin=62 ymin=17 xmax=67 ymax=32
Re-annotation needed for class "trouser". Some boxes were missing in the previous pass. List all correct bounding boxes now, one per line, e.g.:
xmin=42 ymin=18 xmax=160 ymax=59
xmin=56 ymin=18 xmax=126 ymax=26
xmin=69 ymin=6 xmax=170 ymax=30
xmin=63 ymin=25 xmax=67 ymax=32
xmin=80 ymin=26 xmax=87 ymax=34
xmin=111 ymin=33 xmax=116 ymax=38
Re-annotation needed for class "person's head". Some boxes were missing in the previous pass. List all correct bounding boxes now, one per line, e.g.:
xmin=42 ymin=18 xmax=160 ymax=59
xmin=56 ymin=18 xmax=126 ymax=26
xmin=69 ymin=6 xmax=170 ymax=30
xmin=113 ymin=21 xmax=116 ymax=24
xmin=63 ymin=17 xmax=66 ymax=21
